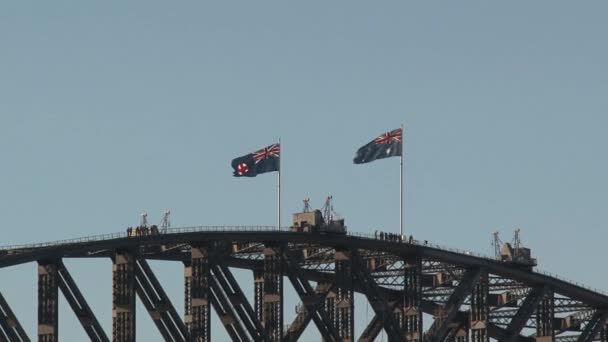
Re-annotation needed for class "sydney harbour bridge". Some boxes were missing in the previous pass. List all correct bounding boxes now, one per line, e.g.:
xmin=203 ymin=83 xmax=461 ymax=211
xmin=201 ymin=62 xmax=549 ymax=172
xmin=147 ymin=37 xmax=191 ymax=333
xmin=0 ymin=223 xmax=606 ymax=342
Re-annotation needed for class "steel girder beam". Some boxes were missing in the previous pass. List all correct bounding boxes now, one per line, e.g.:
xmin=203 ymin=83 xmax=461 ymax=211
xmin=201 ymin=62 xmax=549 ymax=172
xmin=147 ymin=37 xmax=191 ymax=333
xmin=358 ymin=301 xmax=400 ymax=342
xmin=134 ymin=259 xmax=189 ymax=342
xmin=536 ymin=291 xmax=555 ymax=341
xmin=185 ymin=245 xmax=211 ymax=341
xmin=261 ymin=245 xmax=284 ymax=341
xmin=112 ymin=252 xmax=136 ymax=342
xmin=285 ymin=282 xmax=336 ymax=342
xmin=56 ymin=261 xmax=109 ymax=342
xmin=176 ymin=254 xmax=530 ymax=342
xmin=0 ymin=290 xmax=29 ymax=342
xmin=210 ymin=264 xmax=269 ymax=342
xmin=38 ymin=261 xmax=59 ymax=342
xmin=426 ymin=268 xmax=482 ymax=342
xmin=350 ymin=249 xmax=402 ymax=341
xmin=503 ymin=286 xmax=551 ymax=342
xmin=357 ymin=269 xmax=514 ymax=342
xmin=576 ymin=310 xmax=608 ymax=342
xmin=281 ymin=251 xmax=340 ymax=342
xmin=471 ymin=271 xmax=489 ymax=342
xmin=358 ymin=314 xmax=382 ymax=342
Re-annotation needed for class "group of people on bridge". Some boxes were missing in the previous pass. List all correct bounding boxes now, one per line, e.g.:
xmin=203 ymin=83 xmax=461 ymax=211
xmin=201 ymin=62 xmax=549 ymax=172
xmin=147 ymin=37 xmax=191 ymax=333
xmin=375 ymin=230 xmax=426 ymax=245
xmin=127 ymin=225 xmax=160 ymax=237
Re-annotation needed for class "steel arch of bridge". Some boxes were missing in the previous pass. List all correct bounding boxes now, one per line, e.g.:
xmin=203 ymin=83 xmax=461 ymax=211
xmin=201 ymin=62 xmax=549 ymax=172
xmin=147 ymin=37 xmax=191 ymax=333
xmin=0 ymin=228 xmax=606 ymax=342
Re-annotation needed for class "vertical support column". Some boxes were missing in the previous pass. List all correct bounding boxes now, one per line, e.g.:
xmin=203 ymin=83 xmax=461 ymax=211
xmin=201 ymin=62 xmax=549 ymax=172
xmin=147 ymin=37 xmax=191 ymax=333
xmin=325 ymin=286 xmax=336 ymax=337
xmin=184 ymin=262 xmax=193 ymax=336
xmin=38 ymin=261 xmax=58 ymax=342
xmin=262 ymin=245 xmax=283 ymax=341
xmin=536 ymin=291 xmax=554 ymax=342
xmin=185 ymin=245 xmax=211 ymax=342
xmin=470 ymin=271 xmax=489 ymax=342
xmin=335 ymin=249 xmax=354 ymax=341
xmin=403 ymin=258 xmax=423 ymax=342
xmin=254 ymin=269 xmax=264 ymax=325
xmin=112 ymin=252 xmax=135 ymax=342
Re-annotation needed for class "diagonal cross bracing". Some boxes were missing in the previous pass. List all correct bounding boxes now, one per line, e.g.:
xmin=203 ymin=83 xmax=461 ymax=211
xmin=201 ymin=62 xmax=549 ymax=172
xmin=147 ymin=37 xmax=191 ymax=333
xmin=222 ymin=255 xmax=535 ymax=342
xmin=576 ymin=310 xmax=608 ymax=342
xmin=358 ymin=301 xmax=399 ymax=342
xmin=0 ymin=290 xmax=29 ymax=342
xmin=350 ymin=249 xmax=402 ymax=340
xmin=283 ymin=282 xmax=336 ymax=342
xmin=134 ymin=259 xmax=189 ymax=342
xmin=209 ymin=269 xmax=250 ymax=341
xmin=56 ymin=260 xmax=109 ymax=342
xmin=425 ymin=268 xmax=482 ymax=342
xmin=503 ymin=286 xmax=551 ymax=342
xmin=210 ymin=264 xmax=269 ymax=342
xmin=281 ymin=251 xmax=340 ymax=342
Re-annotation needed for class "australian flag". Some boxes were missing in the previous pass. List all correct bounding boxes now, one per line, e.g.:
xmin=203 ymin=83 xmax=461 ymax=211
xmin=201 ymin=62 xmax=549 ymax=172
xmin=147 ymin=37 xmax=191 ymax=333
xmin=353 ymin=128 xmax=402 ymax=164
xmin=232 ymin=143 xmax=280 ymax=177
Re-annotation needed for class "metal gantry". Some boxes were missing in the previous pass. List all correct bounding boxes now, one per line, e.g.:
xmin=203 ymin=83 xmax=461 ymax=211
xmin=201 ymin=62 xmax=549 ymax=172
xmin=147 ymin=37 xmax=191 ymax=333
xmin=0 ymin=230 xmax=606 ymax=342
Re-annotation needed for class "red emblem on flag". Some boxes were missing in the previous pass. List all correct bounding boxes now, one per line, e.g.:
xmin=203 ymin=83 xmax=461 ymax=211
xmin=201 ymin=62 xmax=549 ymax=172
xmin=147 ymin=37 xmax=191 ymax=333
xmin=237 ymin=163 xmax=249 ymax=175
xmin=375 ymin=129 xmax=402 ymax=145
xmin=253 ymin=144 xmax=280 ymax=164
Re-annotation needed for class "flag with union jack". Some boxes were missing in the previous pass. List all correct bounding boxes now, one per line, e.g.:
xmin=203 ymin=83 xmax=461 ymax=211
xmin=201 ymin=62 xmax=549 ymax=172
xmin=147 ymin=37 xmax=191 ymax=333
xmin=353 ymin=128 xmax=402 ymax=164
xmin=231 ymin=143 xmax=280 ymax=177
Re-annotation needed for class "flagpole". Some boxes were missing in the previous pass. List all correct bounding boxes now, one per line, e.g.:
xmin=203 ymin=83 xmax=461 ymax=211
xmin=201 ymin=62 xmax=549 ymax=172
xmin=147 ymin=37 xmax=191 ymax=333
xmin=400 ymin=124 xmax=404 ymax=238
xmin=278 ymin=138 xmax=281 ymax=231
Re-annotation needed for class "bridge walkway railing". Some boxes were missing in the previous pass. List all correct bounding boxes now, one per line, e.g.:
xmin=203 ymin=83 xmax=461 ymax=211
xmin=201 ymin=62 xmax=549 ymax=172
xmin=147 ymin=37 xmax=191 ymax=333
xmin=0 ymin=226 xmax=605 ymax=296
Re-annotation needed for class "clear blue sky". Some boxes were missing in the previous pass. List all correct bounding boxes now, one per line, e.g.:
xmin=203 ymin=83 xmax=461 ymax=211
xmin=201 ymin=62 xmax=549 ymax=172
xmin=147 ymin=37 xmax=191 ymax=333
xmin=1 ymin=2 xmax=607 ymax=340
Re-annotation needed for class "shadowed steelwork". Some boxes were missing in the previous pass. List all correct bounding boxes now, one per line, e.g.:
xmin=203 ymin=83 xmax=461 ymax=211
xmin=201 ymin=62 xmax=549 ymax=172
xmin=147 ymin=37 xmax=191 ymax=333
xmin=0 ymin=227 xmax=606 ymax=341
xmin=134 ymin=259 xmax=189 ymax=342
xmin=0 ymin=290 xmax=30 ymax=342
xmin=113 ymin=252 xmax=136 ymax=342
xmin=536 ymin=291 xmax=555 ymax=341
xmin=576 ymin=310 xmax=608 ymax=342
xmin=209 ymin=269 xmax=249 ymax=341
xmin=426 ymin=268 xmax=482 ymax=342
xmin=504 ymin=286 xmax=550 ymax=342
xmin=211 ymin=264 xmax=268 ymax=342
xmin=470 ymin=271 xmax=489 ymax=342
xmin=358 ymin=314 xmax=381 ymax=342
xmin=185 ymin=245 xmax=211 ymax=341
xmin=57 ymin=261 xmax=109 ymax=342
xmin=38 ymin=261 xmax=59 ymax=342
xmin=261 ymin=245 xmax=283 ymax=341
xmin=351 ymin=248 xmax=402 ymax=340
xmin=281 ymin=251 xmax=339 ymax=342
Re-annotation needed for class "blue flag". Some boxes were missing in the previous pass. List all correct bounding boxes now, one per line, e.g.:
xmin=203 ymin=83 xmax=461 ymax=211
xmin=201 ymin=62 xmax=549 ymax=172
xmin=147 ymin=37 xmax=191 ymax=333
xmin=354 ymin=128 xmax=402 ymax=164
xmin=232 ymin=143 xmax=280 ymax=177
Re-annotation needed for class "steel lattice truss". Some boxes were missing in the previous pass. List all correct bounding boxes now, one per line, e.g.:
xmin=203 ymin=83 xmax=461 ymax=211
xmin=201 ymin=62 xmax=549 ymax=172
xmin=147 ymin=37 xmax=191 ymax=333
xmin=0 ymin=229 xmax=606 ymax=342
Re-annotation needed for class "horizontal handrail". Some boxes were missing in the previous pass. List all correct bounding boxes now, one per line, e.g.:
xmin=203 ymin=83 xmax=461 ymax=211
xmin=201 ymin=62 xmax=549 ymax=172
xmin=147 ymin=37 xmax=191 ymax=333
xmin=0 ymin=225 xmax=605 ymax=296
